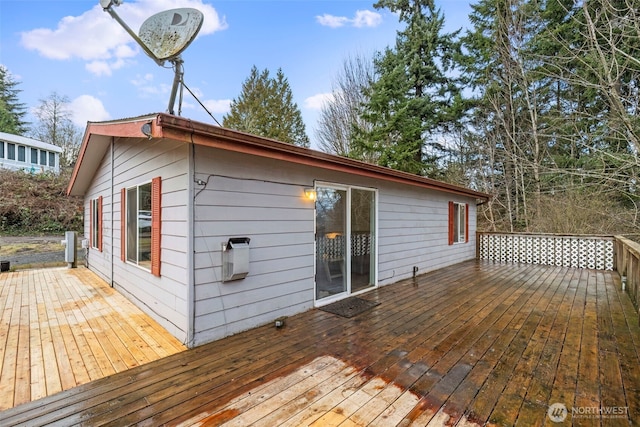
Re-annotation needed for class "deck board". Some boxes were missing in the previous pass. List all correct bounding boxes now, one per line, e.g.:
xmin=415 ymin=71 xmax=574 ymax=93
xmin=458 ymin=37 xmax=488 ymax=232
xmin=0 ymin=261 xmax=639 ymax=426
xmin=0 ymin=267 xmax=185 ymax=412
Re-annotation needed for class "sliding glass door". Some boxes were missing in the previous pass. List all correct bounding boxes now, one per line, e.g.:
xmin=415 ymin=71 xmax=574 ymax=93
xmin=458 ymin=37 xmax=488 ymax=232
xmin=315 ymin=184 xmax=376 ymax=303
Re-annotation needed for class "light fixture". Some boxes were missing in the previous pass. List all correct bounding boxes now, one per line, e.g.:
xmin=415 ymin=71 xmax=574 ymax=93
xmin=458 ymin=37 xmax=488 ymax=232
xmin=304 ymin=188 xmax=316 ymax=201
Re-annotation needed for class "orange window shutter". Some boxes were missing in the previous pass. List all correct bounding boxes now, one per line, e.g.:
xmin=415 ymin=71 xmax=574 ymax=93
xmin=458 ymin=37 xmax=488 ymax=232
xmin=121 ymin=188 xmax=126 ymax=262
xmin=448 ymin=201 xmax=454 ymax=245
xmin=151 ymin=177 xmax=162 ymax=277
xmin=98 ymin=196 xmax=103 ymax=252
xmin=89 ymin=201 xmax=94 ymax=248
xmin=465 ymin=203 xmax=469 ymax=243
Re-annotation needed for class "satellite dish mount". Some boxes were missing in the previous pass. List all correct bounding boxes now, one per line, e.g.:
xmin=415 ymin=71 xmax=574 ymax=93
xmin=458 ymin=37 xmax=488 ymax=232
xmin=100 ymin=0 xmax=204 ymax=115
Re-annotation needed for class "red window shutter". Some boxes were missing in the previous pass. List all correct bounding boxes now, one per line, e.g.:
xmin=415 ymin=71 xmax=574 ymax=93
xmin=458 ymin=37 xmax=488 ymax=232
xmin=151 ymin=177 xmax=162 ymax=277
xmin=448 ymin=201 xmax=454 ymax=245
xmin=465 ymin=203 xmax=469 ymax=243
xmin=89 ymin=201 xmax=94 ymax=248
xmin=121 ymin=188 xmax=126 ymax=262
xmin=98 ymin=196 xmax=103 ymax=252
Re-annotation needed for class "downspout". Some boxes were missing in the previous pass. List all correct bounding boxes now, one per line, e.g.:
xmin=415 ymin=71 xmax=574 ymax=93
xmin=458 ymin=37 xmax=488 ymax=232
xmin=111 ymin=137 xmax=115 ymax=287
xmin=187 ymin=125 xmax=196 ymax=347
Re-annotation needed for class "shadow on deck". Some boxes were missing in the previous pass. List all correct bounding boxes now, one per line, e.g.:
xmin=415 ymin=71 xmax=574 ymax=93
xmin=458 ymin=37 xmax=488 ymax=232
xmin=1 ymin=260 xmax=638 ymax=426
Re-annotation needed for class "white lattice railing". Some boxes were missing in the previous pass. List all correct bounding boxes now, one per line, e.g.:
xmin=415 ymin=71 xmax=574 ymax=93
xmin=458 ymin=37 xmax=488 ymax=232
xmin=477 ymin=232 xmax=615 ymax=271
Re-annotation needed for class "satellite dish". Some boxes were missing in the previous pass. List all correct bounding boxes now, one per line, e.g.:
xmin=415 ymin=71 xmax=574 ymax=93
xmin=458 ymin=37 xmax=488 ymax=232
xmin=139 ymin=8 xmax=204 ymax=61
xmin=101 ymin=1 xmax=205 ymax=115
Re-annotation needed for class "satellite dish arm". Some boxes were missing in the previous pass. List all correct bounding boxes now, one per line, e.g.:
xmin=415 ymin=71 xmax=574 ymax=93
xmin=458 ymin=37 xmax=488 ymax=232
xmin=167 ymin=57 xmax=183 ymax=115
xmin=101 ymin=2 xmax=165 ymax=66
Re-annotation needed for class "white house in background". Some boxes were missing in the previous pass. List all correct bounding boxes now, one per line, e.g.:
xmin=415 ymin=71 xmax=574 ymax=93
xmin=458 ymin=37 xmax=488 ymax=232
xmin=0 ymin=131 xmax=62 ymax=174
xmin=67 ymin=113 xmax=490 ymax=348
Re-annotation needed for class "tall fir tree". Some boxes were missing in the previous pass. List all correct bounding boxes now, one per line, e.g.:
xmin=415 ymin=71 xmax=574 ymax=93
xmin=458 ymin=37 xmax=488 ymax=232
xmin=0 ymin=66 xmax=29 ymax=135
xmin=353 ymin=0 xmax=463 ymax=176
xmin=223 ymin=66 xmax=309 ymax=148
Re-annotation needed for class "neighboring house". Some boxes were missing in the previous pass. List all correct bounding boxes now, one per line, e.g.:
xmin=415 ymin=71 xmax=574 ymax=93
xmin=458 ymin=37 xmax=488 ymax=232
xmin=0 ymin=131 xmax=62 ymax=174
xmin=67 ymin=113 xmax=490 ymax=348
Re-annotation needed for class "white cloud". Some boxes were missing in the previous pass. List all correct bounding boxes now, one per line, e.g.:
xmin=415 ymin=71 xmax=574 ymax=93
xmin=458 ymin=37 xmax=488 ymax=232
xmin=316 ymin=10 xmax=382 ymax=28
xmin=353 ymin=10 xmax=383 ymax=28
xmin=202 ymin=99 xmax=231 ymax=114
xmin=69 ymin=95 xmax=111 ymax=126
xmin=20 ymin=0 xmax=227 ymax=76
xmin=304 ymin=92 xmax=334 ymax=110
xmin=316 ymin=14 xmax=349 ymax=28
xmin=86 ymin=58 xmax=127 ymax=76
xmin=129 ymin=73 xmax=171 ymax=98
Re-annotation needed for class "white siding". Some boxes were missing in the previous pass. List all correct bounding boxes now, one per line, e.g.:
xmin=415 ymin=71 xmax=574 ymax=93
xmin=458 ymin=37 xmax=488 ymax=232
xmin=377 ymin=183 xmax=477 ymax=284
xmin=191 ymin=148 xmax=478 ymax=346
xmin=84 ymin=137 xmax=190 ymax=343
xmin=192 ymin=149 xmax=315 ymax=345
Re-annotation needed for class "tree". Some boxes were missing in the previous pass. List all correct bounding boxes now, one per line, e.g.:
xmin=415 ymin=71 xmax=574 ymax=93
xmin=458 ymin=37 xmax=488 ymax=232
xmin=0 ymin=66 xmax=29 ymax=135
xmin=316 ymin=53 xmax=376 ymax=161
xmin=30 ymin=92 xmax=82 ymax=168
xmin=460 ymin=0 xmax=640 ymax=233
xmin=223 ymin=66 xmax=309 ymax=147
xmin=353 ymin=0 xmax=463 ymax=176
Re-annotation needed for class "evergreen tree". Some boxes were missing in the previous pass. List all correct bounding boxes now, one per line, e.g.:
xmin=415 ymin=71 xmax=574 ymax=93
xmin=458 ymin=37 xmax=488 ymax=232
xmin=223 ymin=66 xmax=309 ymax=148
xmin=0 ymin=66 xmax=29 ymax=135
xmin=353 ymin=0 xmax=462 ymax=176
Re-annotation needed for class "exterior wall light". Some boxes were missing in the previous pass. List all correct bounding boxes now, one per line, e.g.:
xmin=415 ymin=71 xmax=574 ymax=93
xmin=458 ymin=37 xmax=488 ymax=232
xmin=304 ymin=188 xmax=316 ymax=201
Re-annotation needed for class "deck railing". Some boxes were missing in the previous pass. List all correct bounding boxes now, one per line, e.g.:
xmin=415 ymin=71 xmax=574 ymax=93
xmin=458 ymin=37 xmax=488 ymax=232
xmin=477 ymin=232 xmax=640 ymax=313
xmin=477 ymin=232 xmax=615 ymax=270
xmin=614 ymin=235 xmax=640 ymax=312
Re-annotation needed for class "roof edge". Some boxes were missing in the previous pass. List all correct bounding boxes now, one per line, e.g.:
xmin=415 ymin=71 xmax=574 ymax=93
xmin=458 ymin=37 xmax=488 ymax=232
xmin=156 ymin=113 xmax=491 ymax=201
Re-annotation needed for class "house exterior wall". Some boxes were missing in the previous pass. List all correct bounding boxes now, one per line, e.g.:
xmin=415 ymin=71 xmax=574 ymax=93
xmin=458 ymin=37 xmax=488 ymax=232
xmin=192 ymin=147 xmax=316 ymax=346
xmin=191 ymin=147 xmax=478 ymax=346
xmin=84 ymin=137 xmax=190 ymax=343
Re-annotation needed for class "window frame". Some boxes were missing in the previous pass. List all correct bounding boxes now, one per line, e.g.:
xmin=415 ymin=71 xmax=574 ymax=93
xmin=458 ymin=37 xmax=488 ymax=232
xmin=17 ymin=145 xmax=25 ymax=162
xmin=122 ymin=177 xmax=161 ymax=276
xmin=126 ymin=182 xmax=152 ymax=270
xmin=7 ymin=143 xmax=15 ymax=160
xmin=39 ymin=150 xmax=47 ymax=166
xmin=30 ymin=148 xmax=38 ymax=164
xmin=89 ymin=197 xmax=103 ymax=252
xmin=448 ymin=201 xmax=469 ymax=245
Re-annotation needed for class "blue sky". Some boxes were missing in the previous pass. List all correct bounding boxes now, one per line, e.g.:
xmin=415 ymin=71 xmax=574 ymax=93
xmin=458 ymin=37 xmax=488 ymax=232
xmin=0 ymin=0 xmax=473 ymax=147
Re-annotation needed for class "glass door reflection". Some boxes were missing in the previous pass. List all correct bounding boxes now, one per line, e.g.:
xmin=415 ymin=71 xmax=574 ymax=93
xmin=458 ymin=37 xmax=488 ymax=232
xmin=315 ymin=187 xmax=347 ymax=300
xmin=350 ymin=189 xmax=375 ymax=293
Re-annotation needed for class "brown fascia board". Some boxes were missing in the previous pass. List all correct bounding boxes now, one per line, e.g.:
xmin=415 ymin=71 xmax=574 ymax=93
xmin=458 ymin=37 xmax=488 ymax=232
xmin=68 ymin=112 xmax=491 ymax=202
xmin=67 ymin=115 xmax=158 ymax=196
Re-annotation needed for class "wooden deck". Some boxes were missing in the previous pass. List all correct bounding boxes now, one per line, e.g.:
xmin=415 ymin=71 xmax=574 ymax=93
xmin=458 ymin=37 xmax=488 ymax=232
xmin=1 ymin=261 xmax=639 ymax=426
xmin=0 ymin=267 xmax=185 ymax=411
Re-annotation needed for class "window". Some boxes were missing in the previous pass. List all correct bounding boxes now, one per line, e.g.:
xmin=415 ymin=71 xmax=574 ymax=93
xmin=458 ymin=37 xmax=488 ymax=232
xmin=122 ymin=177 xmax=161 ymax=276
xmin=17 ymin=146 xmax=25 ymax=162
xmin=40 ymin=150 xmax=47 ymax=165
xmin=7 ymin=143 xmax=15 ymax=160
xmin=49 ymin=152 xmax=55 ymax=167
xmin=448 ymin=202 xmax=468 ymax=245
xmin=90 ymin=197 xmax=103 ymax=252
xmin=31 ymin=148 xmax=38 ymax=164
xmin=0 ymin=142 xmax=4 ymax=159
